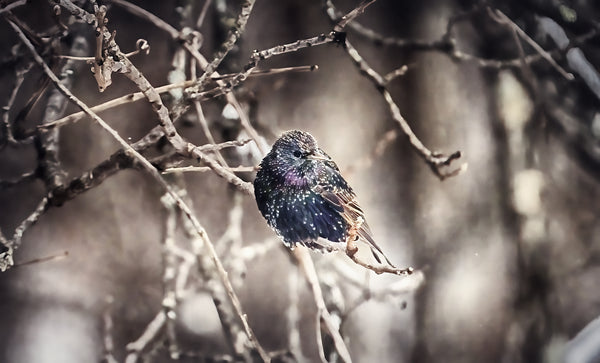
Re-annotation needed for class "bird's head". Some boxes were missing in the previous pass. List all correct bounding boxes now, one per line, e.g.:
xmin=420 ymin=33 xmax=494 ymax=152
xmin=268 ymin=130 xmax=332 ymax=184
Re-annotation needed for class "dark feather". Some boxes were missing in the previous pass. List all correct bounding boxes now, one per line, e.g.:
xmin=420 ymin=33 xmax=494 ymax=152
xmin=253 ymin=130 xmax=394 ymax=266
xmin=314 ymin=184 xmax=393 ymax=266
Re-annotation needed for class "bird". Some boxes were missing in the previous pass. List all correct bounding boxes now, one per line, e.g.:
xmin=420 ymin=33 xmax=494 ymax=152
xmin=253 ymin=130 xmax=393 ymax=265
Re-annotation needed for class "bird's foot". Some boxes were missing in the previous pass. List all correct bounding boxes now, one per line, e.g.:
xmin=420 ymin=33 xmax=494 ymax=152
xmin=346 ymin=238 xmax=358 ymax=257
xmin=345 ymin=216 xmax=363 ymax=257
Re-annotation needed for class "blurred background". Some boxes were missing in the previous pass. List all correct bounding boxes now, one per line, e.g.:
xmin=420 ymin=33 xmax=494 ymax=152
xmin=1 ymin=0 xmax=600 ymax=362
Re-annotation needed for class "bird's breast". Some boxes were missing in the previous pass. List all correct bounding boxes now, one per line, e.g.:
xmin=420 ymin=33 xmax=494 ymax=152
xmin=282 ymin=169 xmax=310 ymax=187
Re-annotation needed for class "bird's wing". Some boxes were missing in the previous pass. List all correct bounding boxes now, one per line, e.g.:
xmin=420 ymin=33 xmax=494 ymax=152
xmin=314 ymin=184 xmax=392 ymax=265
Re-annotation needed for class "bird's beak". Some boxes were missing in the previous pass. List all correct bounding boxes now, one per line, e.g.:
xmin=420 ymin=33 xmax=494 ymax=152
xmin=306 ymin=149 xmax=330 ymax=161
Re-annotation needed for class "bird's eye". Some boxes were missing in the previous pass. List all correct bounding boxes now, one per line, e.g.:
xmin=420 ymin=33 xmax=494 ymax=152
xmin=293 ymin=150 xmax=302 ymax=158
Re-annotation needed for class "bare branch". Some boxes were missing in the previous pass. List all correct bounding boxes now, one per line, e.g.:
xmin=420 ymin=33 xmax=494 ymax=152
xmin=101 ymin=297 xmax=118 ymax=363
xmin=345 ymin=217 xmax=414 ymax=276
xmin=11 ymin=13 xmax=268 ymax=361
xmin=0 ymin=0 xmax=27 ymax=15
xmin=0 ymin=59 xmax=31 ymax=149
xmin=196 ymin=0 xmax=212 ymax=28
xmin=186 ymin=0 xmax=256 ymax=92
xmin=36 ymin=65 xmax=314 ymax=132
xmin=0 ymin=170 xmax=38 ymax=189
xmin=107 ymin=0 xmax=268 ymax=155
xmin=195 ymin=0 xmax=377 ymax=100
xmin=7 ymin=196 xmax=49 ymax=252
xmin=125 ymin=311 xmax=167 ymax=363
xmin=488 ymin=8 xmax=574 ymax=81
xmin=160 ymin=193 xmax=180 ymax=359
xmin=194 ymin=101 xmax=229 ymax=166
xmin=12 ymin=250 xmax=69 ymax=268
xmin=295 ymin=248 xmax=353 ymax=363
xmin=333 ymin=0 xmax=376 ymax=32
xmin=38 ymin=30 xmax=90 ymax=190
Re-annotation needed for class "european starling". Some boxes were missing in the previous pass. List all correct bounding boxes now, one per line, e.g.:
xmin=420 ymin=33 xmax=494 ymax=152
xmin=254 ymin=130 xmax=392 ymax=265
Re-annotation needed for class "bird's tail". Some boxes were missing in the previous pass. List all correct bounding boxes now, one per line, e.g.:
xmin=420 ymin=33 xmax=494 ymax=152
xmin=356 ymin=222 xmax=396 ymax=268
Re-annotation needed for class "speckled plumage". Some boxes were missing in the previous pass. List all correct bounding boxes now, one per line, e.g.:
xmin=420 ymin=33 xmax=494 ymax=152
xmin=254 ymin=130 xmax=388 ymax=263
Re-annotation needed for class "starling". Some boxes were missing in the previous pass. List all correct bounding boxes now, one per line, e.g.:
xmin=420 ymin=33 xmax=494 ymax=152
xmin=254 ymin=130 xmax=392 ymax=265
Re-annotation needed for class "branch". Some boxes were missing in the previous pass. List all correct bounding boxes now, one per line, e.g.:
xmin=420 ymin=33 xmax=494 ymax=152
xmin=11 ymin=12 xmax=269 ymax=361
xmin=37 ymin=29 xmax=90 ymax=190
xmin=0 ymin=229 xmax=13 ymax=272
xmin=194 ymin=0 xmax=376 ymax=100
xmin=295 ymin=248 xmax=353 ymax=363
xmin=101 ymin=297 xmax=118 ymax=363
xmin=36 ymin=65 xmax=315 ymax=132
xmin=0 ymin=170 xmax=38 ymax=189
xmin=107 ymin=0 xmax=268 ymax=155
xmin=344 ymin=38 xmax=466 ymax=180
xmin=185 ymin=0 xmax=256 ymax=92
xmin=488 ymin=8 xmax=574 ymax=81
xmin=316 ymin=1 xmax=466 ymax=179
xmin=0 ymin=0 xmax=27 ymax=15
xmin=125 ymin=311 xmax=167 ymax=363
xmin=345 ymin=217 xmax=414 ymax=276
xmin=8 ymin=197 xmax=49 ymax=251
xmin=160 ymin=193 xmax=180 ymax=359
xmin=0 ymin=57 xmax=31 ymax=149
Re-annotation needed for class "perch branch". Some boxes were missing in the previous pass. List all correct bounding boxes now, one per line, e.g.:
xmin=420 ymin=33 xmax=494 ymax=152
xmin=295 ymin=248 xmax=353 ymax=363
xmin=345 ymin=216 xmax=414 ymax=276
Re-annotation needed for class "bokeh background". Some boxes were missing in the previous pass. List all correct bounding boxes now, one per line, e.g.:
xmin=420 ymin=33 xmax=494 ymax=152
xmin=1 ymin=0 xmax=600 ymax=362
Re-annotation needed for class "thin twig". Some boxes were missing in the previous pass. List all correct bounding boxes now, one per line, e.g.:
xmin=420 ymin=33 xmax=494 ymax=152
xmin=287 ymin=268 xmax=306 ymax=362
xmin=9 ymin=197 xmax=49 ymax=250
xmin=36 ymin=65 xmax=315 ymax=132
xmin=125 ymin=311 xmax=167 ymax=363
xmin=101 ymin=296 xmax=118 ymax=363
xmin=213 ymin=65 xmax=317 ymax=80
xmin=36 ymin=79 xmax=197 ymax=131
xmin=196 ymin=0 xmax=213 ymax=28
xmin=194 ymin=101 xmax=229 ymax=166
xmin=13 ymin=250 xmax=69 ymax=267
xmin=185 ymin=0 xmax=256 ymax=93
xmin=1 ymin=60 xmax=31 ymax=148
xmin=383 ymin=64 xmax=410 ymax=84
xmin=333 ymin=0 xmax=376 ymax=32
xmin=0 ymin=0 xmax=27 ymax=14
xmin=37 ymin=31 xmax=89 ymax=190
xmin=160 ymin=193 xmax=180 ymax=359
xmin=0 ymin=170 xmax=38 ymax=189
xmin=488 ymin=8 xmax=574 ymax=81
